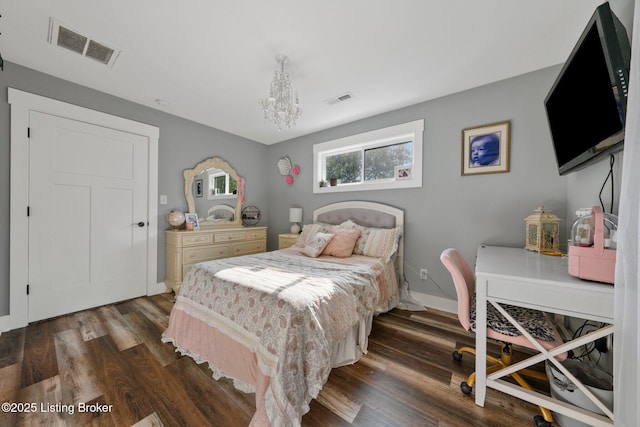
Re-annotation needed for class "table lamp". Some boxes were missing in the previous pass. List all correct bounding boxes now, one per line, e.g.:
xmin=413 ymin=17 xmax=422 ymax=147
xmin=289 ymin=208 xmax=303 ymax=233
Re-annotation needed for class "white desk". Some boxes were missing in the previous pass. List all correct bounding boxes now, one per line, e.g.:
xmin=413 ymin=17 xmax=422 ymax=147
xmin=474 ymin=245 xmax=614 ymax=426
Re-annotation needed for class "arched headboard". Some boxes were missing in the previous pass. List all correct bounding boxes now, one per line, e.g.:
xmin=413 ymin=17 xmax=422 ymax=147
xmin=313 ymin=201 xmax=404 ymax=279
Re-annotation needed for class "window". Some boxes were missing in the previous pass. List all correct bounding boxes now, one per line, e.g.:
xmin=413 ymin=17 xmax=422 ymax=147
xmin=207 ymin=169 xmax=237 ymax=199
xmin=313 ymin=119 xmax=423 ymax=193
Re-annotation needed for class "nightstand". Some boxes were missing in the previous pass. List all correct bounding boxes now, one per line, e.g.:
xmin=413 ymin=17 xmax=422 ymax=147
xmin=278 ymin=233 xmax=300 ymax=249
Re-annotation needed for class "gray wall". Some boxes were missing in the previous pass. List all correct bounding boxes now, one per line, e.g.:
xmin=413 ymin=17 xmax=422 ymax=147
xmin=266 ymin=67 xmax=571 ymax=300
xmin=0 ymin=61 xmax=270 ymax=316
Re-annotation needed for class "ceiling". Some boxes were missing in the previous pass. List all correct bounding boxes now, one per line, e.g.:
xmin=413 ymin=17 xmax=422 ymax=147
xmin=1 ymin=0 xmax=608 ymax=145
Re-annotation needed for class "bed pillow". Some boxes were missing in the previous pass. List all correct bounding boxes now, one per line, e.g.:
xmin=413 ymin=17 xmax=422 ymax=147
xmin=339 ymin=220 xmax=401 ymax=262
xmin=362 ymin=227 xmax=401 ymax=263
xmin=302 ymin=232 xmax=335 ymax=258
xmin=322 ymin=227 xmax=361 ymax=257
xmin=293 ymin=223 xmax=329 ymax=248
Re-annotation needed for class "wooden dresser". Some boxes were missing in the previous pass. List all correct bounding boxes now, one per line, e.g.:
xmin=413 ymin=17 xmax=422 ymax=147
xmin=165 ymin=226 xmax=267 ymax=294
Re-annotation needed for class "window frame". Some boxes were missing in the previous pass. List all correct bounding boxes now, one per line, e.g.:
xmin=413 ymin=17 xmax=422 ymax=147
xmin=207 ymin=170 xmax=237 ymax=200
xmin=313 ymin=119 xmax=424 ymax=193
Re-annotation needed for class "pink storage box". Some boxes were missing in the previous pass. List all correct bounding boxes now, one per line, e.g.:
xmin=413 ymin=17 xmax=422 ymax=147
xmin=567 ymin=206 xmax=616 ymax=284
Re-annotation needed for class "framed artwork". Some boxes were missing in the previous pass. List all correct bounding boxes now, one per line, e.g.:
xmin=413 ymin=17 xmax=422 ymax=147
xmin=195 ymin=178 xmax=203 ymax=198
xmin=185 ymin=212 xmax=199 ymax=230
xmin=461 ymin=121 xmax=510 ymax=176
xmin=395 ymin=165 xmax=413 ymax=180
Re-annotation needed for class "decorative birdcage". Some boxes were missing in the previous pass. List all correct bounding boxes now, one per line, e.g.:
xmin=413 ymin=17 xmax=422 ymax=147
xmin=525 ymin=206 xmax=561 ymax=253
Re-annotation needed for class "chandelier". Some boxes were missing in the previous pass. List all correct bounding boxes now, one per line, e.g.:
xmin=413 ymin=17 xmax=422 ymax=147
xmin=259 ymin=54 xmax=302 ymax=131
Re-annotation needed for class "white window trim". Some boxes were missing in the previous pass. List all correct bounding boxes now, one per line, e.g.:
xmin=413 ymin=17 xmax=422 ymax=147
xmin=313 ymin=119 xmax=424 ymax=193
xmin=207 ymin=170 xmax=236 ymax=200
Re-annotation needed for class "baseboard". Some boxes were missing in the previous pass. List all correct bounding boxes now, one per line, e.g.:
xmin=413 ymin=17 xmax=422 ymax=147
xmin=148 ymin=281 xmax=171 ymax=296
xmin=409 ymin=291 xmax=457 ymax=314
xmin=0 ymin=314 xmax=10 ymax=337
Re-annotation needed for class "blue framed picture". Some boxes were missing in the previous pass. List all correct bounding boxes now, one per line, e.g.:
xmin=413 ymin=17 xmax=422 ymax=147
xmin=462 ymin=121 xmax=510 ymax=176
xmin=195 ymin=178 xmax=203 ymax=198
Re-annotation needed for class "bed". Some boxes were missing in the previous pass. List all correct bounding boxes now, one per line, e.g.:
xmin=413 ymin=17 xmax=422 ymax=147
xmin=162 ymin=201 xmax=404 ymax=426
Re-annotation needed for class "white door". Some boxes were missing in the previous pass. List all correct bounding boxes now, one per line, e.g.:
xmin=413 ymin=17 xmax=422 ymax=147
xmin=28 ymin=111 xmax=149 ymax=322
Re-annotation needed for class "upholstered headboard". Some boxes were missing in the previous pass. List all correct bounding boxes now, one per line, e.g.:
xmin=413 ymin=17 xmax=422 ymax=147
xmin=316 ymin=208 xmax=397 ymax=229
xmin=313 ymin=201 xmax=404 ymax=278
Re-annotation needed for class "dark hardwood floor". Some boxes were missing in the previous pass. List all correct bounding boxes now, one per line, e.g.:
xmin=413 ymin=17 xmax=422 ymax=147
xmin=0 ymin=294 xmax=553 ymax=426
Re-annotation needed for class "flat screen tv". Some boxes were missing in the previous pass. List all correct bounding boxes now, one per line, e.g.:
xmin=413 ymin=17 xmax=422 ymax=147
xmin=544 ymin=2 xmax=631 ymax=175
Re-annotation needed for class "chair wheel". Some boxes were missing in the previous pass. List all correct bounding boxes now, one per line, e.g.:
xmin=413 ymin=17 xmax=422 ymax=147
xmin=460 ymin=381 xmax=472 ymax=395
xmin=452 ymin=350 xmax=463 ymax=361
xmin=533 ymin=415 xmax=552 ymax=427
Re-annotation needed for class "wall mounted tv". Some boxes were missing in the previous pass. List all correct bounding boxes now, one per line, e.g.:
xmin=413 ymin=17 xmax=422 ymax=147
xmin=544 ymin=2 xmax=631 ymax=175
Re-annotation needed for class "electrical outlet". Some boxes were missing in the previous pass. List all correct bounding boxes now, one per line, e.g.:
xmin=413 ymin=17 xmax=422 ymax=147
xmin=160 ymin=195 xmax=167 ymax=205
xmin=419 ymin=268 xmax=428 ymax=280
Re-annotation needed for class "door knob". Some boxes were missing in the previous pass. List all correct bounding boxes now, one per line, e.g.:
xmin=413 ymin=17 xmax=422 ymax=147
xmin=136 ymin=221 xmax=146 ymax=227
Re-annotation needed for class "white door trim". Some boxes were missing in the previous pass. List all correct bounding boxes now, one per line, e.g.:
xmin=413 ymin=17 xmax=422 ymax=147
xmin=8 ymin=88 xmax=160 ymax=330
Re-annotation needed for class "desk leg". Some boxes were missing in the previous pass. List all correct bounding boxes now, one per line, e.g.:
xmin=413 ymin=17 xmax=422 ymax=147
xmin=475 ymin=276 xmax=487 ymax=407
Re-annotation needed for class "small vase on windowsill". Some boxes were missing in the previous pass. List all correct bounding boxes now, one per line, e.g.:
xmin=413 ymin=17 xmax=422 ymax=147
xmin=329 ymin=177 xmax=338 ymax=186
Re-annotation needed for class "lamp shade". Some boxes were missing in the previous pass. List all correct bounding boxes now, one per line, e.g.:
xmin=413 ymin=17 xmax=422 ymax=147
xmin=289 ymin=208 xmax=303 ymax=223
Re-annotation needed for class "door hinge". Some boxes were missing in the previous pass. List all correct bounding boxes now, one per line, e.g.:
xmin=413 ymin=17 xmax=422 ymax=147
xmin=27 ymin=127 xmax=30 ymax=138
xmin=27 ymin=284 xmax=30 ymax=295
xmin=27 ymin=206 xmax=30 ymax=216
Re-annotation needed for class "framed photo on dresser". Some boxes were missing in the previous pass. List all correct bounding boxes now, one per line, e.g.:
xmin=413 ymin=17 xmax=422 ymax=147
xmin=185 ymin=213 xmax=199 ymax=230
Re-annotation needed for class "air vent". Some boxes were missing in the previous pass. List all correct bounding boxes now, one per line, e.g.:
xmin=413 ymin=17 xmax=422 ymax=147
xmin=48 ymin=18 xmax=120 ymax=67
xmin=325 ymin=92 xmax=354 ymax=105
xmin=57 ymin=25 xmax=87 ymax=55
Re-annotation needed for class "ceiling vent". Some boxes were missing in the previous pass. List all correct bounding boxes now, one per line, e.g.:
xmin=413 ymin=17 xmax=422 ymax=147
xmin=48 ymin=18 xmax=120 ymax=67
xmin=325 ymin=92 xmax=354 ymax=105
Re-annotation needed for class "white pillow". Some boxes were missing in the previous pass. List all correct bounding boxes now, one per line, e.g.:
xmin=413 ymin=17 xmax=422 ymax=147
xmin=293 ymin=223 xmax=329 ymax=248
xmin=302 ymin=232 xmax=335 ymax=257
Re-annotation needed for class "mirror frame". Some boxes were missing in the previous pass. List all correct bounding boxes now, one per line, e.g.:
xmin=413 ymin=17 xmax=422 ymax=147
xmin=183 ymin=156 xmax=243 ymax=228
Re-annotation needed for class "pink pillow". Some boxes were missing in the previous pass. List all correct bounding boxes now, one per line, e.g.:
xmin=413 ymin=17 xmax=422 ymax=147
xmin=302 ymin=232 xmax=334 ymax=257
xmin=322 ymin=227 xmax=361 ymax=257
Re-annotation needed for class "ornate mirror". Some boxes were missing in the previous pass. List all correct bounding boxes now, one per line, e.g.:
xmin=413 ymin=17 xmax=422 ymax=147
xmin=183 ymin=156 xmax=244 ymax=228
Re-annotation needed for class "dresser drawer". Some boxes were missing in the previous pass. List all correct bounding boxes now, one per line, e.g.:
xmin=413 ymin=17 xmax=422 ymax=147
xmin=231 ymin=240 xmax=265 ymax=256
xmin=183 ymin=244 xmax=230 ymax=263
xmin=182 ymin=234 xmax=214 ymax=246
xmin=214 ymin=231 xmax=246 ymax=243
xmin=278 ymin=233 xmax=299 ymax=249
xmin=245 ymin=228 xmax=267 ymax=240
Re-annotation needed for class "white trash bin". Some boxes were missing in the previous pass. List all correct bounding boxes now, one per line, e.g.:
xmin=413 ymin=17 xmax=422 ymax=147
xmin=545 ymin=359 xmax=613 ymax=427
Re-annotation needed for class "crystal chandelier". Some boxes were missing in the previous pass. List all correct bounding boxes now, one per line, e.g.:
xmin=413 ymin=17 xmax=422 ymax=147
xmin=259 ymin=54 xmax=302 ymax=131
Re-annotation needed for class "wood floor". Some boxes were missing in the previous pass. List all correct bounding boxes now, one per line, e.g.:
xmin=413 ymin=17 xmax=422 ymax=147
xmin=0 ymin=294 xmax=553 ymax=427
